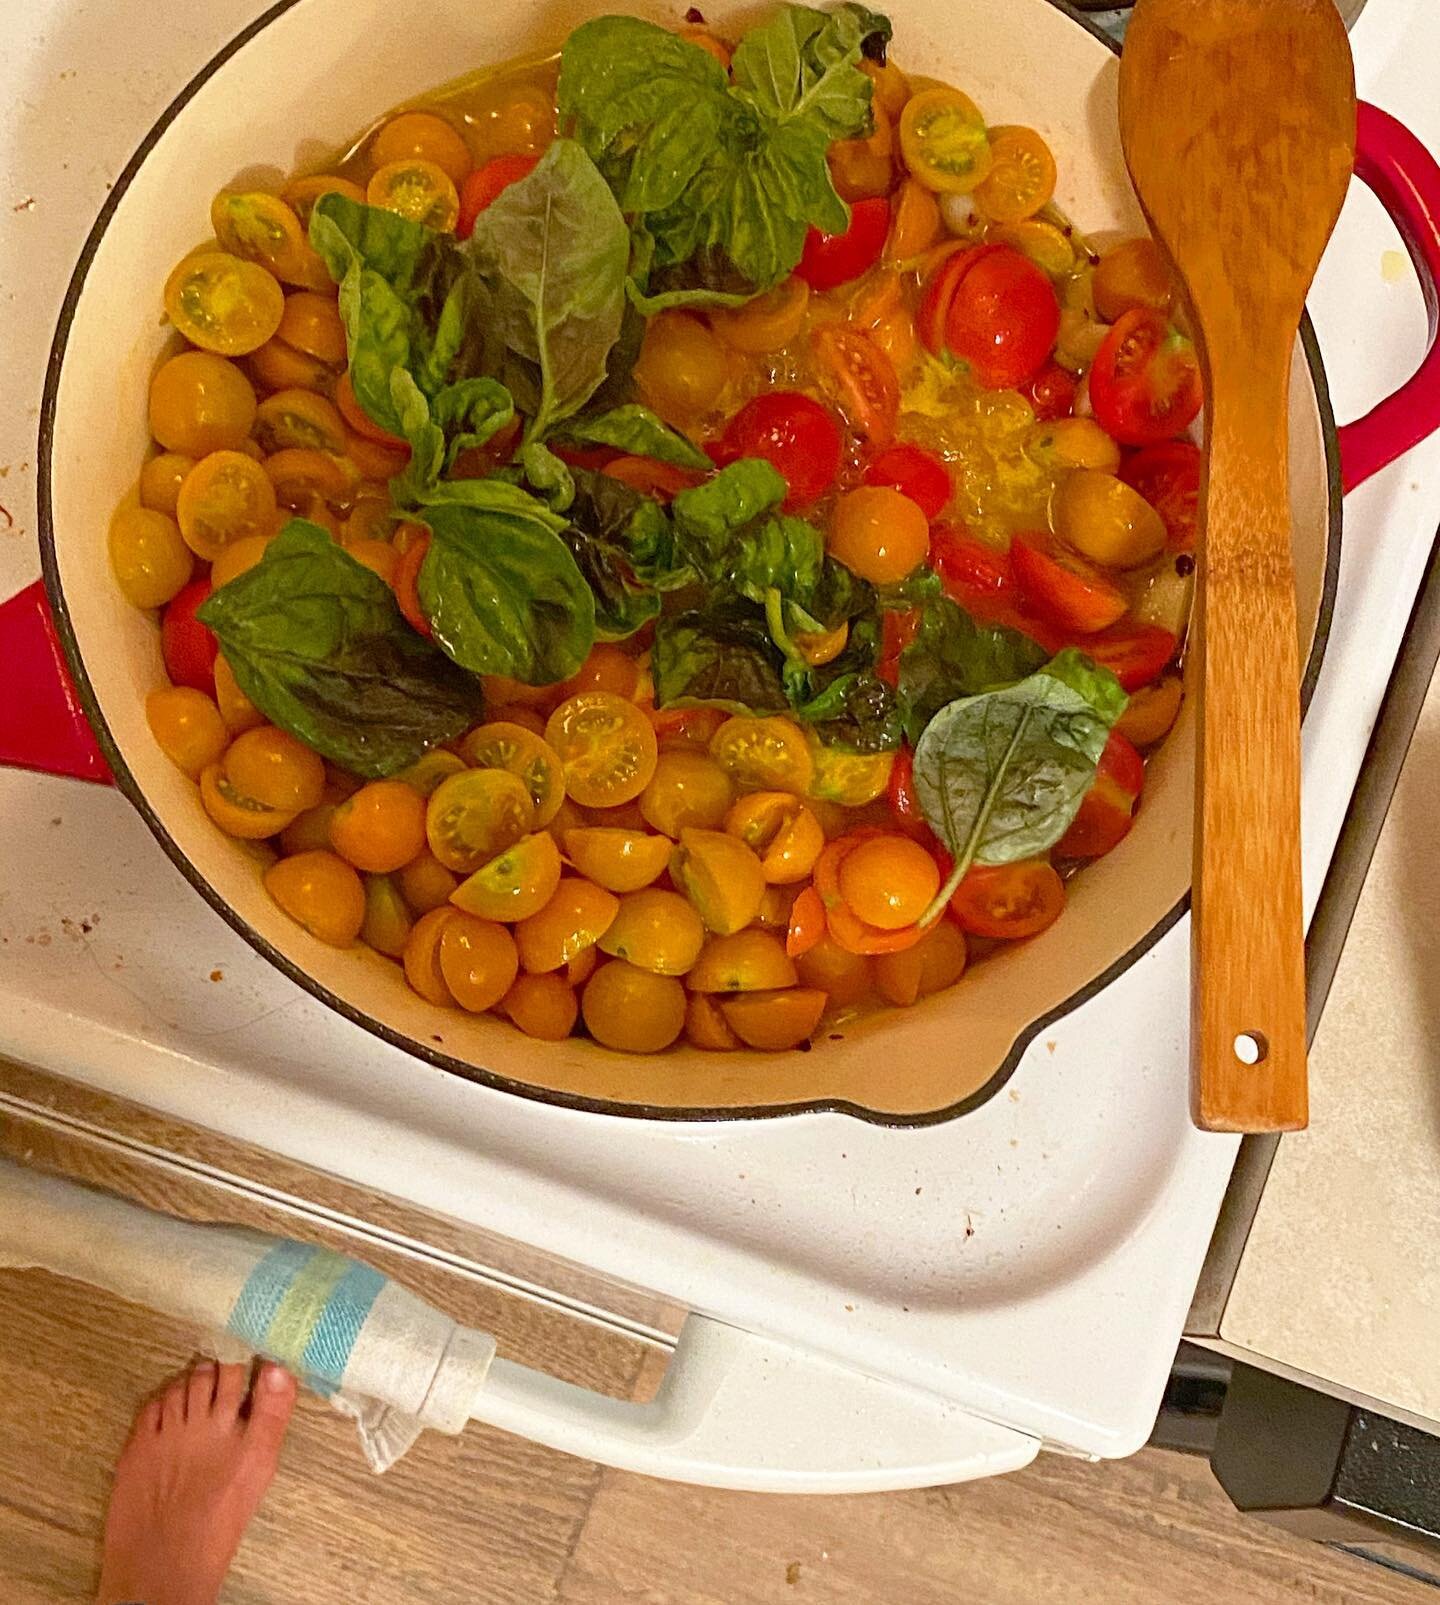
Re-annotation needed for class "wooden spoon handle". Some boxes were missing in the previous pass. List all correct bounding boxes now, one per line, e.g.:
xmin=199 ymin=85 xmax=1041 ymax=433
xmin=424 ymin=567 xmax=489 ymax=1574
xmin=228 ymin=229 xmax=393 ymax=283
xmin=1192 ymin=365 xmax=1308 ymax=1133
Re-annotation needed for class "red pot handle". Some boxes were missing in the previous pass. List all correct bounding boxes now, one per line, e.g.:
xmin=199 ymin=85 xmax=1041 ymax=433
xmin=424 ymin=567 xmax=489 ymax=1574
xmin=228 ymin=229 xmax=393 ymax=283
xmin=1339 ymin=102 xmax=1440 ymax=493
xmin=0 ymin=581 xmax=112 ymax=784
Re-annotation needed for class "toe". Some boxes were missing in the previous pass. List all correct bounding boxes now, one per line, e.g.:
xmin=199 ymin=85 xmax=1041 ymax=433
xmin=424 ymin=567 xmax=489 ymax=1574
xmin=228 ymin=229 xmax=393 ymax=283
xmin=186 ymin=1359 xmax=218 ymax=1420
xmin=160 ymin=1373 xmax=189 ymax=1433
xmin=244 ymin=1363 xmax=297 ymax=1456
xmin=214 ymin=1361 xmax=251 ymax=1422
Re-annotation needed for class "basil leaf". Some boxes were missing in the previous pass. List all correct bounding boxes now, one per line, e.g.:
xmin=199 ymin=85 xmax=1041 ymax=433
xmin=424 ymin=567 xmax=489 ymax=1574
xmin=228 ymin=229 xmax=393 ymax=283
xmin=566 ymin=467 xmax=688 ymax=592
xmin=464 ymin=139 xmax=630 ymax=443
xmin=790 ymin=615 xmax=901 ymax=752
xmin=517 ymin=442 xmax=577 ymax=513
xmin=196 ymin=522 xmax=483 ymax=778
xmin=390 ymin=369 xmax=515 ymax=501
xmin=896 ymin=595 xmax=1050 ymax=743
xmin=417 ymin=488 xmax=595 ymax=685
xmin=652 ymin=603 xmax=790 ymax=713
xmin=555 ymin=404 xmax=710 ymax=471
xmin=670 ymin=458 xmax=787 ymax=566
xmin=732 ymin=4 xmax=891 ymax=138
xmin=913 ymin=648 xmax=1127 ymax=920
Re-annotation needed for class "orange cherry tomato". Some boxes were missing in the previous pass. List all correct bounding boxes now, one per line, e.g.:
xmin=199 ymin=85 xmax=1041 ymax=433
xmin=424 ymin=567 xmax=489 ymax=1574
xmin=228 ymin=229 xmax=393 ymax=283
xmin=786 ymin=885 xmax=827 ymax=958
xmin=836 ymin=834 xmax=941 ymax=930
xmin=720 ymin=988 xmax=828 ymax=1051
xmin=828 ymin=486 xmax=930 ymax=585
xmin=546 ymin=691 xmax=659 ymax=808
xmin=392 ymin=528 xmax=431 ymax=636
xmin=949 ymin=859 xmax=1065 ymax=940
xmin=264 ymin=850 xmax=366 ymax=946
xmin=581 ymin=961 xmax=686 ymax=1054
xmin=515 ymin=877 xmax=620 ymax=973
xmin=974 ymin=126 xmax=1057 ymax=224
xmin=502 ymin=971 xmax=579 ymax=1041
xmin=403 ymin=908 xmax=457 ymax=1005
xmin=795 ymin=934 xmax=873 ymax=1007
xmin=439 ymin=912 xmax=519 ymax=1012
xmin=811 ymin=325 xmax=899 ymax=445
xmin=1093 ymin=238 xmax=1173 ymax=324
xmin=371 ymin=111 xmax=473 ymax=189
xmin=329 ymin=779 xmax=427 ymax=873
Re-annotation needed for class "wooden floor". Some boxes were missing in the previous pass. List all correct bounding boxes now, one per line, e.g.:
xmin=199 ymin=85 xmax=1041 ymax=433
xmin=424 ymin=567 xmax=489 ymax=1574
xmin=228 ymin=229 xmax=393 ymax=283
xmin=0 ymin=1065 xmax=1434 ymax=1604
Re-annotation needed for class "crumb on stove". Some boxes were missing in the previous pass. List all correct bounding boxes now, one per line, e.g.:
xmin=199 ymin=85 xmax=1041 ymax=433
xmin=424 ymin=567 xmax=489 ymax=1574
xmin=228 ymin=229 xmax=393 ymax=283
xmin=785 ymin=1562 xmax=801 ymax=1586
xmin=209 ymin=969 xmax=223 ymax=983
xmin=1045 ymin=1040 xmax=1057 ymax=1054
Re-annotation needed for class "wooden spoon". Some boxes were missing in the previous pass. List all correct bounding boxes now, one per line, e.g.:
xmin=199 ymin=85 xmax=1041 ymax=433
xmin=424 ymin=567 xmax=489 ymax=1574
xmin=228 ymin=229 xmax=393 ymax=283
xmin=1118 ymin=0 xmax=1356 ymax=1132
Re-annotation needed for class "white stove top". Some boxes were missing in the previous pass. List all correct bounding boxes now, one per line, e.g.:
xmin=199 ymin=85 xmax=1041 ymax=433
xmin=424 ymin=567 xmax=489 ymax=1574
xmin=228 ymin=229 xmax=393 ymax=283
xmin=3 ymin=0 xmax=1438 ymax=1464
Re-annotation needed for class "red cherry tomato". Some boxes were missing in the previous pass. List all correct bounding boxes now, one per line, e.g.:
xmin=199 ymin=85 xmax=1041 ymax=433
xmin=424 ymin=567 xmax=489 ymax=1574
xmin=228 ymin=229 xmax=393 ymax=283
xmin=1120 ymin=441 xmax=1203 ymax=553
xmin=161 ymin=579 xmax=218 ymax=695
xmin=918 ymin=243 xmax=1060 ymax=390
xmin=456 ymin=154 xmax=541 ymax=239
xmin=393 ymin=530 xmax=431 ymax=637
xmin=550 ymin=442 xmax=617 ymax=471
xmin=1057 ymin=729 xmax=1145 ymax=859
xmin=949 ymin=859 xmax=1065 ymax=940
xmin=1073 ymin=620 xmax=1177 ymax=692
xmin=1089 ymin=309 xmax=1203 ymax=446
xmin=885 ymin=744 xmax=939 ymax=844
xmin=864 ymin=443 xmax=951 ymax=520
xmin=876 ymin=607 xmax=922 ymax=686
xmin=601 ymin=455 xmax=703 ymax=502
xmin=1027 ymin=360 xmax=1078 ymax=421
xmin=715 ymin=392 xmax=842 ymax=509
xmin=811 ymin=325 xmax=900 ymax=445
xmin=930 ymin=524 xmax=1016 ymax=607
xmin=795 ymin=197 xmax=891 ymax=292
xmin=1010 ymin=531 xmax=1128 ymax=636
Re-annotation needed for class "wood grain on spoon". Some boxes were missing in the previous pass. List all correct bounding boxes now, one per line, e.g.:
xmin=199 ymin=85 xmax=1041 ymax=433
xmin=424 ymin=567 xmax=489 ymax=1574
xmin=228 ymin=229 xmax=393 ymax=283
xmin=1118 ymin=0 xmax=1355 ymax=1132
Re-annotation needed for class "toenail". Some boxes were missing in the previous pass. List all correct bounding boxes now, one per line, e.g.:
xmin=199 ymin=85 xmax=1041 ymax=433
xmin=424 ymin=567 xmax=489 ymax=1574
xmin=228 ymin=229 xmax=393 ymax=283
xmin=194 ymin=1359 xmax=216 ymax=1370
xmin=262 ymin=1364 xmax=292 ymax=1391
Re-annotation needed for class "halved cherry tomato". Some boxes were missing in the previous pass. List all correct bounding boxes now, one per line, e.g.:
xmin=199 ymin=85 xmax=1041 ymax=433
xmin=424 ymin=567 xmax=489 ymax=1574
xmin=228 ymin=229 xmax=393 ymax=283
xmin=164 ymin=251 xmax=285 ymax=357
xmin=1010 ymin=531 xmax=1127 ymax=636
xmin=648 ymin=704 xmax=729 ymax=752
xmin=786 ymin=885 xmax=827 ymax=958
xmin=373 ymin=111 xmax=473 ymax=189
xmin=862 ymin=442 xmax=950 ymax=520
xmin=885 ymin=744 xmax=937 ymax=844
xmin=837 ymin=834 xmax=940 ymax=929
xmin=720 ymin=988 xmax=828 ymax=1051
xmin=950 ymin=859 xmax=1065 ymax=940
xmin=1116 ymin=673 xmax=1184 ymax=748
xmin=1027 ymin=361 xmax=1079 ymax=422
xmin=545 ymin=690 xmax=659 ymax=807
xmin=795 ymin=197 xmax=891 ymax=292
xmin=1073 ymin=620 xmax=1177 ymax=692
xmin=1053 ymin=470 xmax=1167 ymax=570
xmin=918 ymin=243 xmax=1060 ymax=390
xmin=209 ymin=192 xmax=330 ymax=291
xmin=1057 ymin=729 xmax=1144 ymax=859
xmin=714 ymin=393 xmax=842 ymax=509
xmin=813 ymin=833 xmax=926 ymax=956
xmin=1120 ymin=441 xmax=1203 ymax=553
xmin=1093 ymin=238 xmax=1172 ymax=324
xmin=392 ymin=528 xmax=431 ymax=636
xmin=367 ymin=159 xmax=460 ymax=231
xmin=876 ymin=606 xmax=920 ymax=686
xmin=451 ymin=831 xmax=564 ymax=923
xmin=974 ymin=126 xmax=1057 ymax=224
xmin=161 ymin=579 xmax=218 ymax=695
xmin=710 ymin=716 xmax=814 ymax=795
xmin=812 ymin=325 xmax=899 ymax=445
xmin=899 ymin=87 xmax=991 ymax=194
xmin=829 ymin=101 xmax=895 ymax=203
xmin=1089 ymin=309 xmax=1204 ymax=447
xmin=336 ymin=370 xmax=408 ymax=450
xmin=885 ymin=178 xmax=942 ymax=261
xmin=709 ymin=277 xmax=811 ymax=355
xmin=425 ymin=768 xmax=534 ymax=873
xmin=600 ymin=455 xmax=702 ymax=502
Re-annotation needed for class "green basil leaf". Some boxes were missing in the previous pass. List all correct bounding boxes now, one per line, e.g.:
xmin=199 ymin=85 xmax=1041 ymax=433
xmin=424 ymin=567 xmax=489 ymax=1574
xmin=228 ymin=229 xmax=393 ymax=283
xmin=567 ymin=467 xmax=688 ymax=592
xmin=464 ymin=139 xmax=630 ymax=442
xmin=196 ymin=522 xmax=483 ymax=778
xmin=517 ymin=442 xmax=577 ymax=512
xmin=390 ymin=369 xmax=515 ymax=502
xmin=670 ymin=458 xmax=788 ymax=568
xmin=913 ymin=648 xmax=1127 ymax=918
xmin=788 ymin=614 xmax=901 ymax=752
xmin=417 ymin=490 xmax=594 ymax=685
xmin=731 ymin=3 xmax=890 ymax=138
xmin=651 ymin=602 xmax=790 ymax=713
xmin=896 ymin=594 xmax=1050 ymax=743
xmin=555 ymin=404 xmax=710 ymax=471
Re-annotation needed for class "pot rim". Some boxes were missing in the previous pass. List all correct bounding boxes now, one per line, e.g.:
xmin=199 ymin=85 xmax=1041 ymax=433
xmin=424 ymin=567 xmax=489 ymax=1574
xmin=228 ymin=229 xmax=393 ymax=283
xmin=34 ymin=0 xmax=1344 ymax=1128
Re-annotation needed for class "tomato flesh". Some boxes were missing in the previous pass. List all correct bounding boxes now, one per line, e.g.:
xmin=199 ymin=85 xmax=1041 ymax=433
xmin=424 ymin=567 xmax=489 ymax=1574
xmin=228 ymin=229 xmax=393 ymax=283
xmin=162 ymin=579 xmax=219 ymax=695
xmin=795 ymin=197 xmax=891 ymax=292
xmin=863 ymin=443 xmax=951 ymax=520
xmin=919 ymin=243 xmax=1060 ymax=390
xmin=949 ymin=859 xmax=1065 ymax=940
xmin=811 ymin=326 xmax=900 ymax=445
xmin=393 ymin=530 xmax=432 ymax=637
xmin=1027 ymin=361 xmax=1078 ymax=422
xmin=1120 ymin=441 xmax=1203 ymax=553
xmin=1057 ymin=729 xmax=1144 ymax=859
xmin=1090 ymin=309 xmax=1204 ymax=446
xmin=457 ymin=153 xmax=540 ymax=238
xmin=1071 ymin=620 xmax=1177 ymax=692
xmin=1010 ymin=531 xmax=1127 ymax=636
xmin=715 ymin=392 xmax=842 ymax=509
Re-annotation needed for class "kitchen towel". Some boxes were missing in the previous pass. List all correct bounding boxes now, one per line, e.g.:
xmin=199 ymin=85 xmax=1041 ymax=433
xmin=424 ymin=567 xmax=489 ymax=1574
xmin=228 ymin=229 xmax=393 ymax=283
xmin=0 ymin=1156 xmax=496 ymax=1471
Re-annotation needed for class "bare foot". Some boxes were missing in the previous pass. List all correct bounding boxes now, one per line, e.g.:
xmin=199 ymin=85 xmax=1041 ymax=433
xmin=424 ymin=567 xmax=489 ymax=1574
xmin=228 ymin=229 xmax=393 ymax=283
xmin=96 ymin=1358 xmax=297 ymax=1605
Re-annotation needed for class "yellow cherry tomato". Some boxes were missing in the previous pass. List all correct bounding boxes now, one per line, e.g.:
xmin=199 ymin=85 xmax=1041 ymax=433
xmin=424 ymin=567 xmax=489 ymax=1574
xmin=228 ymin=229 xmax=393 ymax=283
xmin=685 ymin=991 xmax=742 ymax=1051
xmin=829 ymin=101 xmax=895 ymax=202
xmin=208 ymin=534 xmax=272 ymax=591
xmin=470 ymin=82 xmax=556 ymax=162
xmin=213 ymin=655 xmax=264 ymax=734
xmin=581 ymin=961 xmax=685 ymax=1054
xmin=1093 ymin=238 xmax=1172 ymax=324
xmin=709 ymin=716 xmax=813 ymax=795
xmin=687 ymin=929 xmax=798 ymax=993
xmin=597 ymin=888 xmax=706 ymax=976
xmin=795 ymin=934 xmax=873 ymax=1007
xmin=342 ymin=428 xmax=409 ymax=482
xmin=344 ymin=494 xmax=396 ymax=547
xmin=562 ymin=827 xmax=672 ymax=894
xmin=164 ymin=250 xmax=285 ymax=356
xmin=723 ymin=792 xmax=825 ymax=885
xmin=280 ymin=801 xmax=339 ymax=856
xmin=639 ymin=750 xmax=734 ymax=838
xmin=371 ymin=111 xmax=473 ymax=189
xmin=634 ymin=312 xmax=728 ymax=422
xmin=426 ymin=768 xmax=534 ymax=874
xmin=828 ymin=486 xmax=930 ymax=585
xmin=395 ymin=750 xmax=466 ymax=798
xmin=403 ymin=907 xmax=457 ymax=1005
xmin=837 ymin=834 xmax=940 ymax=930
xmin=139 ymin=452 xmax=197 ymax=516
xmin=110 ymin=505 xmax=193 ymax=609
xmin=875 ymin=920 xmax=968 ymax=1006
xmin=281 ymin=173 xmax=366 ymax=226
xmin=709 ymin=277 xmax=810 ymax=355
xmin=450 ymin=831 xmax=563 ymax=923
xmin=899 ymin=87 xmax=992 ymax=194
xmin=264 ymin=850 xmax=365 ymax=946
xmin=1116 ymin=674 xmax=1184 ymax=749
xmin=328 ymin=779 xmax=427 ymax=873
xmin=176 ymin=450 xmax=278 ymax=561
xmin=200 ymin=763 xmax=296 ymax=839
xmin=678 ymin=25 xmax=732 ymax=67
xmin=1053 ymin=470 xmax=1167 ymax=570
xmin=275 ymin=293 xmax=347 ymax=366
xmin=149 ymin=352 xmax=257 ymax=457
xmin=367 ymin=159 xmax=460 ymax=231
xmin=460 ymin=721 xmax=566 ymax=827
xmin=247 ymin=338 xmax=334 ymax=396
xmin=438 ymin=912 xmax=518 ymax=1011
xmin=145 ymin=686 xmax=228 ymax=777
xmin=263 ymin=447 xmax=359 ymax=510
xmin=502 ymin=972 xmax=579 ymax=1042
xmin=807 ymin=738 xmax=895 ymax=807
xmin=397 ymin=848 xmax=461 ymax=914
xmin=757 ymin=882 xmax=801 ymax=931
xmin=886 ymin=178 xmax=942 ymax=261
xmin=793 ymin=622 xmax=848 ymax=668
xmin=861 ymin=57 xmax=911 ymax=122
xmin=210 ymin=191 xmax=330 ymax=290
xmin=344 ymin=538 xmax=399 ymax=586
xmin=670 ymin=827 xmax=767 ymax=936
xmin=989 ymin=219 xmax=1076 ymax=277
xmin=515 ymin=876 xmax=620 ymax=973
xmin=1026 ymin=418 xmax=1122 ymax=475
xmin=361 ymin=873 xmax=413 ymax=959
xmin=546 ymin=691 xmax=659 ymax=808
xmin=974 ymin=126 xmax=1057 ymax=224
xmin=223 ymin=726 xmax=326 ymax=813
xmin=560 ymin=642 xmax=643 ymax=702
xmin=720 ymin=987 xmax=827 ymax=1051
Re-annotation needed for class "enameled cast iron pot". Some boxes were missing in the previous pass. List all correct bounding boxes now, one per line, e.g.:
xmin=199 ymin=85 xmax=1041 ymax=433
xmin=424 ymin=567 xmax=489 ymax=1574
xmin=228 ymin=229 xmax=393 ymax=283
xmin=11 ymin=0 xmax=1440 ymax=1122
